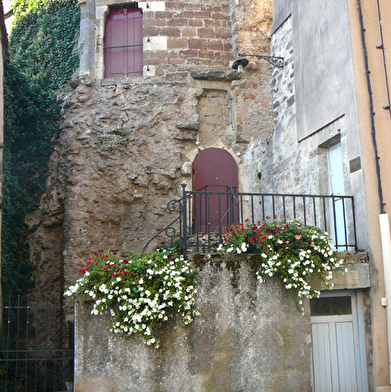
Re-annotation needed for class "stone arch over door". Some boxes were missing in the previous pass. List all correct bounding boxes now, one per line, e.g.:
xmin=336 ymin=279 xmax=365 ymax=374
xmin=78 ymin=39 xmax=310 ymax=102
xmin=192 ymin=148 xmax=239 ymax=232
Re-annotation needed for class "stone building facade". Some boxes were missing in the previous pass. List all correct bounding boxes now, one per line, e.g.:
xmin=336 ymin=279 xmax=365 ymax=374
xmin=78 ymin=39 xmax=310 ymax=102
xmin=26 ymin=0 xmax=391 ymax=390
xmin=269 ymin=0 xmax=391 ymax=391
xmin=27 ymin=0 xmax=274 ymax=300
xmin=20 ymin=0 xmax=391 ymax=391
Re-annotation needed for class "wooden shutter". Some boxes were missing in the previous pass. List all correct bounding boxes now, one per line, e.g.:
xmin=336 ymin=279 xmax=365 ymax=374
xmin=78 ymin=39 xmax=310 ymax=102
xmin=104 ymin=8 xmax=143 ymax=78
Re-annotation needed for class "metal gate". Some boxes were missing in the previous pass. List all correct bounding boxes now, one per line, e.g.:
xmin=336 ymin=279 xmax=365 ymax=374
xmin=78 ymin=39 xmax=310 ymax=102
xmin=0 ymin=296 xmax=74 ymax=392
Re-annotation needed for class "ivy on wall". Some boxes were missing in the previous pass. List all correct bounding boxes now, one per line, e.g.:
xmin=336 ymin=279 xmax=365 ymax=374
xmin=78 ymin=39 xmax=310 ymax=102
xmin=2 ymin=0 xmax=79 ymax=298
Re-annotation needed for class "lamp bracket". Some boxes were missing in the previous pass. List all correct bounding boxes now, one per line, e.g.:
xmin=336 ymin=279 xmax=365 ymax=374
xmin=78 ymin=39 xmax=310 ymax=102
xmin=239 ymin=53 xmax=284 ymax=68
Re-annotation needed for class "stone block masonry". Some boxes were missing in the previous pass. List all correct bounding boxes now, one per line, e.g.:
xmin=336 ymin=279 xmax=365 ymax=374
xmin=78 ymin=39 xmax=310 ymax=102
xmin=84 ymin=0 xmax=235 ymax=82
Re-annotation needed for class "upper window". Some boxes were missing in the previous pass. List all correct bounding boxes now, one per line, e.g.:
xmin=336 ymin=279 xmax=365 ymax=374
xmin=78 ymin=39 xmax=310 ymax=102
xmin=104 ymin=7 xmax=143 ymax=78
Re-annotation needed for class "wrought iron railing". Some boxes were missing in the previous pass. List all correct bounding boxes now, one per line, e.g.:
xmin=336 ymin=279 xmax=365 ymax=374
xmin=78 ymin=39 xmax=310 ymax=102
xmin=145 ymin=184 xmax=357 ymax=256
xmin=0 ymin=296 xmax=74 ymax=392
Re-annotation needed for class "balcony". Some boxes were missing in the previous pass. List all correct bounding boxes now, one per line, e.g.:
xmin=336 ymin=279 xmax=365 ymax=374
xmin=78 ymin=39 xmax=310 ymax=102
xmin=144 ymin=184 xmax=358 ymax=256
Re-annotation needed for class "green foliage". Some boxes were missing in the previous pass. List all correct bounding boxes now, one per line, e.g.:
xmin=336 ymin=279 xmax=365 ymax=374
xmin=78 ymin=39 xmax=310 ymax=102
xmin=10 ymin=0 xmax=80 ymax=92
xmin=218 ymin=219 xmax=345 ymax=312
xmin=65 ymin=249 xmax=199 ymax=348
xmin=2 ymin=0 xmax=80 ymax=299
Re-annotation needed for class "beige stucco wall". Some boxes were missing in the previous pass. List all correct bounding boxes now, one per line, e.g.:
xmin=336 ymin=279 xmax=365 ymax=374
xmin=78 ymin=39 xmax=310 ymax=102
xmin=347 ymin=0 xmax=391 ymax=390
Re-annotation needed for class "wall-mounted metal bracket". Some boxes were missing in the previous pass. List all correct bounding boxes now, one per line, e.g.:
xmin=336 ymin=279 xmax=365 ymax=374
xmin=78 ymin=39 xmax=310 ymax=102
xmin=239 ymin=53 xmax=285 ymax=68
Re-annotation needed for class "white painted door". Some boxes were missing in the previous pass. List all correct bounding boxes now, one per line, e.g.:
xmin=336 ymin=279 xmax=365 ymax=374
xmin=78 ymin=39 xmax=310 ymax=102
xmin=328 ymin=144 xmax=348 ymax=251
xmin=311 ymin=291 xmax=368 ymax=392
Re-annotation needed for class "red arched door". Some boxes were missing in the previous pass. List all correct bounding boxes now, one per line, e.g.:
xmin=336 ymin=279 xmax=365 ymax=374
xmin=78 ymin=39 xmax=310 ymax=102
xmin=192 ymin=148 xmax=239 ymax=232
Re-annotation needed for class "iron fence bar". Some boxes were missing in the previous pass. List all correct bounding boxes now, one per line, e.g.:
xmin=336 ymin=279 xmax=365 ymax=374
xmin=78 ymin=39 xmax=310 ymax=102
xmin=239 ymin=193 xmax=244 ymax=223
xmin=313 ymin=197 xmax=317 ymax=227
xmin=272 ymin=195 xmax=276 ymax=219
xmin=24 ymin=297 xmax=30 ymax=392
xmin=303 ymin=197 xmax=307 ymax=226
xmin=283 ymin=196 xmax=286 ymax=221
xmin=218 ymin=193 xmax=222 ymax=236
xmin=53 ymin=297 xmax=59 ymax=392
xmin=15 ymin=295 xmax=20 ymax=392
xmin=206 ymin=193 xmax=210 ymax=251
xmin=34 ymin=301 xmax=38 ymax=392
xmin=182 ymin=184 xmax=188 ymax=257
xmin=332 ymin=196 xmax=338 ymax=248
xmin=5 ymin=296 xmax=11 ymax=389
xmin=250 ymin=194 xmax=255 ymax=223
xmin=352 ymin=197 xmax=358 ymax=251
xmin=322 ymin=197 xmax=328 ymax=234
xmin=293 ymin=197 xmax=297 ymax=219
xmin=44 ymin=296 xmax=48 ymax=391
xmin=187 ymin=190 xmax=355 ymax=199
xmin=0 ymin=350 xmax=74 ymax=358
xmin=342 ymin=198 xmax=348 ymax=251
xmin=194 ymin=193 xmax=200 ymax=253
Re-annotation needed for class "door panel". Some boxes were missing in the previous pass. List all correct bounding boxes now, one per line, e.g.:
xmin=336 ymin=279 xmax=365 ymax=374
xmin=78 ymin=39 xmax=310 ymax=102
xmin=311 ymin=292 xmax=368 ymax=392
xmin=192 ymin=148 xmax=238 ymax=232
xmin=335 ymin=322 xmax=358 ymax=392
xmin=312 ymin=323 xmax=333 ymax=392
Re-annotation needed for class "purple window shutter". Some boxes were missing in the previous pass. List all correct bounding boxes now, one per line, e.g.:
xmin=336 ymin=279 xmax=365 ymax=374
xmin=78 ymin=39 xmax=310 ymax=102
xmin=126 ymin=8 xmax=143 ymax=77
xmin=104 ymin=8 xmax=143 ymax=78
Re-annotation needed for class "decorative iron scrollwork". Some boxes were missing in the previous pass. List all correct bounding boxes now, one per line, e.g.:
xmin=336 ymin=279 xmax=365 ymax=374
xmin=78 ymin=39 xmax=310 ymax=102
xmin=143 ymin=198 xmax=183 ymax=252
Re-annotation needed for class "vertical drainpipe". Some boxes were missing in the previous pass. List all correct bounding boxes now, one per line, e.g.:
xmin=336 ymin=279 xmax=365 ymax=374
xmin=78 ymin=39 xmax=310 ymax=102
xmin=379 ymin=214 xmax=391 ymax=384
xmin=357 ymin=0 xmax=391 ymax=384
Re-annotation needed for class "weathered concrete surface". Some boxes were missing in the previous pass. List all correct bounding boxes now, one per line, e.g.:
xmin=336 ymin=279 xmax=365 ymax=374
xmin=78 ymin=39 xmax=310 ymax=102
xmin=74 ymin=255 xmax=312 ymax=392
xmin=311 ymin=251 xmax=371 ymax=291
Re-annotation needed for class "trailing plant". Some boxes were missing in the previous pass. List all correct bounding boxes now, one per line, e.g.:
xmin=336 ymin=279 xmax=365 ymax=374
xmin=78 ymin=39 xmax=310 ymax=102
xmin=65 ymin=249 xmax=199 ymax=348
xmin=217 ymin=219 xmax=345 ymax=311
xmin=2 ymin=0 xmax=79 ymax=298
xmin=10 ymin=0 xmax=80 ymax=92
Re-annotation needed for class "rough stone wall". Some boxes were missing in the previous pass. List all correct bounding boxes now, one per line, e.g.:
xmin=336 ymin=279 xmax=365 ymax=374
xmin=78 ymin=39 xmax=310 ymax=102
xmin=74 ymin=255 xmax=312 ymax=392
xmin=28 ymin=0 xmax=274 ymax=293
xmin=235 ymin=0 xmax=273 ymax=54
